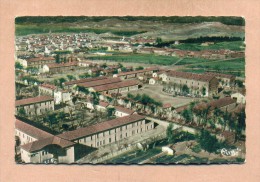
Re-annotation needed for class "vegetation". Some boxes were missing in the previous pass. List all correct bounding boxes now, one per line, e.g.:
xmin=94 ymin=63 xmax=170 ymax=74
xmin=15 ymin=16 xmax=245 ymax=26
xmin=171 ymin=41 xmax=245 ymax=51
xmin=15 ymin=62 xmax=23 ymax=70
xmin=88 ymin=53 xmax=181 ymax=65
xmin=166 ymin=123 xmax=174 ymax=143
xmin=197 ymin=129 xmax=220 ymax=153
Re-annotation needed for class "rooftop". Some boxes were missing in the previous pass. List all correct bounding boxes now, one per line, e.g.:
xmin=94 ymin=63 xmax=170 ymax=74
xmin=58 ymin=114 xmax=145 ymax=141
xmin=21 ymin=136 xmax=75 ymax=152
xmin=92 ymin=80 xmax=140 ymax=92
xmin=15 ymin=96 xmax=54 ymax=107
xmin=167 ymin=71 xmax=216 ymax=82
xmin=15 ymin=119 xmax=53 ymax=140
xmin=64 ymin=76 xmax=107 ymax=86
xmin=114 ymin=105 xmax=135 ymax=114
xmin=77 ymin=77 xmax=121 ymax=88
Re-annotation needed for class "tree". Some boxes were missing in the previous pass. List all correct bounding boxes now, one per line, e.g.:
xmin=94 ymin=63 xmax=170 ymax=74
xmin=156 ymin=37 xmax=163 ymax=45
xmin=17 ymin=107 xmax=26 ymax=117
xmin=55 ymin=54 xmax=60 ymax=63
xmin=235 ymin=108 xmax=246 ymax=141
xmin=182 ymin=84 xmax=189 ymax=95
xmin=136 ymin=66 xmax=144 ymax=71
xmin=58 ymin=77 xmax=67 ymax=88
xmin=26 ymin=67 xmax=39 ymax=75
xmin=67 ymin=75 xmax=76 ymax=81
xmin=198 ymin=129 xmax=220 ymax=153
xmin=181 ymin=109 xmax=192 ymax=123
xmin=15 ymin=62 xmax=23 ymax=70
xmin=166 ymin=123 xmax=174 ymax=143
xmin=202 ymin=87 xmax=207 ymax=96
xmin=107 ymin=107 xmax=116 ymax=118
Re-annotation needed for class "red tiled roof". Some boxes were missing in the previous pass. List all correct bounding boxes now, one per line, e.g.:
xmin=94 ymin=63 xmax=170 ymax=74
xmin=78 ymin=77 xmax=121 ymax=88
xmin=99 ymin=101 xmax=109 ymax=108
xmin=114 ymin=105 xmax=135 ymax=114
xmin=64 ymin=76 xmax=107 ymax=86
xmin=15 ymin=119 xmax=53 ymax=140
xmin=117 ymin=67 xmax=159 ymax=76
xmin=15 ymin=96 xmax=54 ymax=107
xmin=58 ymin=114 xmax=145 ymax=141
xmin=195 ymin=97 xmax=236 ymax=111
xmin=163 ymin=103 xmax=172 ymax=109
xmin=167 ymin=71 xmax=216 ymax=82
xmin=205 ymin=72 xmax=235 ymax=79
xmin=40 ymin=83 xmax=57 ymax=90
xmin=46 ymin=61 xmax=78 ymax=68
xmin=21 ymin=136 xmax=75 ymax=152
xmin=26 ymin=57 xmax=55 ymax=63
xmin=92 ymin=80 xmax=139 ymax=92
xmin=175 ymin=104 xmax=189 ymax=113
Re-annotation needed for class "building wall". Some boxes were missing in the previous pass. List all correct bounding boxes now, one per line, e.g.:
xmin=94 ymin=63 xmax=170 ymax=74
xmin=15 ymin=100 xmax=54 ymax=116
xmin=58 ymin=146 xmax=75 ymax=163
xmin=115 ymin=111 xmax=129 ymax=117
xmin=39 ymin=87 xmax=54 ymax=96
xmin=231 ymin=93 xmax=246 ymax=104
xmin=15 ymin=129 xmax=37 ymax=145
xmin=76 ymin=119 xmax=154 ymax=148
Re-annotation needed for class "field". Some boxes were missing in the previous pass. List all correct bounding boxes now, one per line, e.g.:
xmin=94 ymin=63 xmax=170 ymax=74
xmin=171 ymin=41 xmax=245 ymax=51
xmin=87 ymin=53 xmax=182 ymax=65
xmin=180 ymin=58 xmax=245 ymax=77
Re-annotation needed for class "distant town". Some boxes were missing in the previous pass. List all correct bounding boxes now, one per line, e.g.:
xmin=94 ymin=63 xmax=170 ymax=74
xmin=15 ymin=16 xmax=245 ymax=164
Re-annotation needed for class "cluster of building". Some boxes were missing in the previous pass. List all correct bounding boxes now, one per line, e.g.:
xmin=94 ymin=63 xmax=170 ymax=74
xmin=16 ymin=114 xmax=155 ymax=163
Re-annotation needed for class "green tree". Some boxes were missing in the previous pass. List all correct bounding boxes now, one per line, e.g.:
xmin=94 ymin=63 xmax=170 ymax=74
xmin=17 ymin=107 xmax=26 ymax=117
xmin=166 ymin=123 xmax=174 ymax=143
xmin=182 ymin=84 xmax=189 ymax=95
xmin=202 ymin=87 xmax=207 ymax=96
xmin=67 ymin=75 xmax=76 ymax=81
xmin=55 ymin=54 xmax=60 ymax=63
xmin=107 ymin=107 xmax=116 ymax=118
xmin=181 ymin=109 xmax=192 ymax=123
xmin=15 ymin=62 xmax=23 ymax=70
xmin=198 ymin=129 xmax=220 ymax=153
xmin=58 ymin=77 xmax=67 ymax=88
xmin=136 ymin=66 xmax=144 ymax=71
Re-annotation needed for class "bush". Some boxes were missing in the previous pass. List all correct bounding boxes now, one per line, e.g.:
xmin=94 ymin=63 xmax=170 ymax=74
xmin=192 ymin=144 xmax=202 ymax=153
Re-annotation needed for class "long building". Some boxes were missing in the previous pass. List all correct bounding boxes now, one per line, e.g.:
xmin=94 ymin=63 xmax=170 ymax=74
xmin=204 ymin=72 xmax=236 ymax=88
xmin=58 ymin=114 xmax=154 ymax=148
xmin=114 ymin=67 xmax=159 ymax=80
xmin=63 ymin=76 xmax=107 ymax=89
xmin=90 ymin=79 xmax=140 ymax=94
xmin=15 ymin=96 xmax=54 ymax=116
xmin=77 ymin=77 xmax=122 ymax=89
xmin=16 ymin=114 xmax=155 ymax=163
xmin=166 ymin=71 xmax=219 ymax=97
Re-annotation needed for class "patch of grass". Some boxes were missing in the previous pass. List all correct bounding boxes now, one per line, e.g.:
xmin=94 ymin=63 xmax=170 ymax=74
xmin=171 ymin=41 xmax=245 ymax=51
xmin=87 ymin=53 xmax=181 ymax=65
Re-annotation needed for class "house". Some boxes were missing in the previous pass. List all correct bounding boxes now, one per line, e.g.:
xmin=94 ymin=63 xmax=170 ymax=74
xmin=166 ymin=71 xmax=219 ymax=97
xmin=57 ymin=114 xmax=155 ymax=148
xmin=205 ymin=72 xmax=236 ymax=88
xmin=149 ymin=77 xmax=159 ymax=85
xmin=15 ymin=96 xmax=54 ymax=116
xmin=77 ymin=77 xmax=122 ymax=90
xmin=43 ymin=61 xmax=78 ymax=74
xmin=25 ymin=56 xmax=56 ymax=69
xmin=39 ymin=83 xmax=57 ymax=96
xmin=114 ymin=105 xmax=136 ymax=117
xmin=162 ymin=144 xmax=175 ymax=155
xmin=90 ymin=80 xmax=140 ymax=94
xmin=114 ymin=67 xmax=159 ymax=80
xmin=54 ymin=90 xmax=72 ymax=105
xmin=63 ymin=76 xmax=107 ymax=89
xmin=231 ymin=91 xmax=246 ymax=104
xmin=96 ymin=101 xmax=110 ymax=112
xmin=194 ymin=97 xmax=237 ymax=113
